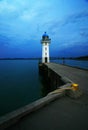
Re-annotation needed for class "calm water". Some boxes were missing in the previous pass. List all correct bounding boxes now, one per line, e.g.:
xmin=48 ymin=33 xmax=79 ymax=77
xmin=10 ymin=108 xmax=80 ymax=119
xmin=0 ymin=60 xmax=43 ymax=116
xmin=0 ymin=59 xmax=88 ymax=117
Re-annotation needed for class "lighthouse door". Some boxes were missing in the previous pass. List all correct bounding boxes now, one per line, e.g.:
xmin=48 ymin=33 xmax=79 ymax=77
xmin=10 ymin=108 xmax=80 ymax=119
xmin=45 ymin=57 xmax=47 ymax=63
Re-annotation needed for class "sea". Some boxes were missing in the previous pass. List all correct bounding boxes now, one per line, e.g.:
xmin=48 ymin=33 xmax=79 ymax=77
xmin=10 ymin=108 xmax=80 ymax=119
xmin=0 ymin=59 xmax=88 ymax=116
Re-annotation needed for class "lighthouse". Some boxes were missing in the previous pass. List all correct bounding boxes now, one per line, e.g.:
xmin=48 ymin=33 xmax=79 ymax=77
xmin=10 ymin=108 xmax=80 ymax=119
xmin=41 ymin=32 xmax=51 ymax=63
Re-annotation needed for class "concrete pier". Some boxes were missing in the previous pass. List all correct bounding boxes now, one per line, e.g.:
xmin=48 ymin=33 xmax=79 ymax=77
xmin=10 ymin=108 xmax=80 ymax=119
xmin=0 ymin=63 xmax=88 ymax=130
xmin=43 ymin=63 xmax=88 ymax=94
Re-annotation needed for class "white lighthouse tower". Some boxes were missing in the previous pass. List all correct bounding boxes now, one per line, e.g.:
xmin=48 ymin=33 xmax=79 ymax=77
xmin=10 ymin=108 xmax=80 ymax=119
xmin=41 ymin=32 xmax=51 ymax=63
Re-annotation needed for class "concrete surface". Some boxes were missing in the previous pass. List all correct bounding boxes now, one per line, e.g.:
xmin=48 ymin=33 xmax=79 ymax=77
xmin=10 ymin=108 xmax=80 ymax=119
xmin=45 ymin=63 xmax=88 ymax=94
xmin=6 ymin=94 xmax=88 ymax=130
xmin=0 ymin=92 xmax=64 ymax=130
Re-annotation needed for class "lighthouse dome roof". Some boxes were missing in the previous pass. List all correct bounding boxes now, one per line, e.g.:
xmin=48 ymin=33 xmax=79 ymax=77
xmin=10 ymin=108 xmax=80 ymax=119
xmin=42 ymin=32 xmax=49 ymax=37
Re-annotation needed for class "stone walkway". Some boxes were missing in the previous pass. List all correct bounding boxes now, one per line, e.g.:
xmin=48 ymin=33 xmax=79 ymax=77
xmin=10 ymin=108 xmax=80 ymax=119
xmin=6 ymin=94 xmax=88 ymax=130
xmin=45 ymin=63 xmax=88 ymax=94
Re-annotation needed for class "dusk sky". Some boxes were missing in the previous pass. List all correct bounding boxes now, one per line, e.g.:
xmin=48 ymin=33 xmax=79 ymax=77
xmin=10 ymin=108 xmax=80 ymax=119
xmin=0 ymin=0 xmax=88 ymax=58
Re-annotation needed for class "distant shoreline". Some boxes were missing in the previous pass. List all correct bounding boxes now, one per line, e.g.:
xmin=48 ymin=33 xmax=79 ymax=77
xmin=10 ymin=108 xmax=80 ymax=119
xmin=0 ymin=56 xmax=88 ymax=61
xmin=0 ymin=58 xmax=41 ymax=60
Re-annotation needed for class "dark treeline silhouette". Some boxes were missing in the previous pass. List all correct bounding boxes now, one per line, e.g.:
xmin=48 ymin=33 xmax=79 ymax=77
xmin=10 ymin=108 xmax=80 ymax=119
xmin=0 ymin=58 xmax=41 ymax=60
xmin=0 ymin=55 xmax=88 ymax=60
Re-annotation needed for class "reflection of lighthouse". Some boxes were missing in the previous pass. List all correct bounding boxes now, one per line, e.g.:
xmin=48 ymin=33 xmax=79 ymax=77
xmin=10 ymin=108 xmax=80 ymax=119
xmin=41 ymin=32 xmax=51 ymax=63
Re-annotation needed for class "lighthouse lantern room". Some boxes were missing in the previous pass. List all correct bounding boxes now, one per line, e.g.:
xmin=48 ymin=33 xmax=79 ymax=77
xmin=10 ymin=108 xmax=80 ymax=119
xmin=41 ymin=32 xmax=51 ymax=63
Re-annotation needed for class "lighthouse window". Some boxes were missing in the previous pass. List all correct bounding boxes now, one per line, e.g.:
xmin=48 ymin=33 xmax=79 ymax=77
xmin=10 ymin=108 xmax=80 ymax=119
xmin=45 ymin=47 xmax=47 ymax=50
xmin=45 ymin=53 xmax=47 ymax=56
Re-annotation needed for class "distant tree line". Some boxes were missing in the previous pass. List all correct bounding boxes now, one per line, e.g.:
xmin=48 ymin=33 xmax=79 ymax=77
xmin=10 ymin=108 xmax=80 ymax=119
xmin=0 ymin=55 xmax=88 ymax=60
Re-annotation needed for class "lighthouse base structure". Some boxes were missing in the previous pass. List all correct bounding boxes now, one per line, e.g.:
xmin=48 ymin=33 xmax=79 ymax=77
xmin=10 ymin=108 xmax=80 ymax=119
xmin=42 ymin=57 xmax=49 ymax=63
xmin=42 ymin=44 xmax=50 ymax=63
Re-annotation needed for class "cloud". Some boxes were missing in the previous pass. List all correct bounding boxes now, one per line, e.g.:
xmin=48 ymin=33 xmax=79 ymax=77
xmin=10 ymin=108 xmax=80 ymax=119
xmin=56 ymin=42 xmax=88 ymax=57
xmin=0 ymin=0 xmax=88 ymax=57
xmin=0 ymin=0 xmax=53 ymax=41
xmin=0 ymin=35 xmax=9 ymax=46
xmin=45 ymin=10 xmax=88 ymax=47
xmin=42 ymin=10 xmax=88 ymax=37
xmin=80 ymin=31 xmax=88 ymax=37
xmin=62 ymin=10 xmax=88 ymax=26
